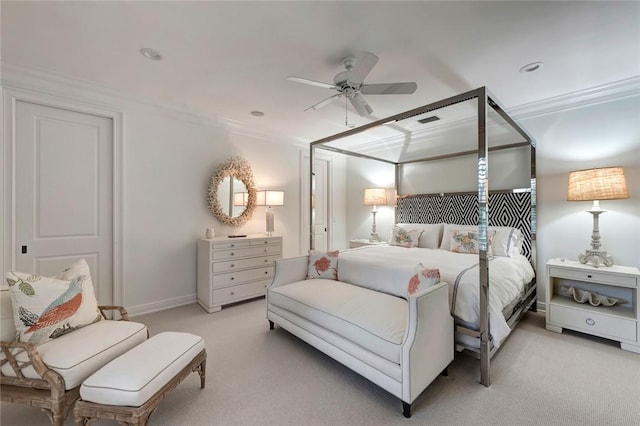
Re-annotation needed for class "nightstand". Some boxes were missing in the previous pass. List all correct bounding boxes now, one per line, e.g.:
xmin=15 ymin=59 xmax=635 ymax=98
xmin=348 ymin=239 xmax=387 ymax=249
xmin=545 ymin=259 xmax=639 ymax=353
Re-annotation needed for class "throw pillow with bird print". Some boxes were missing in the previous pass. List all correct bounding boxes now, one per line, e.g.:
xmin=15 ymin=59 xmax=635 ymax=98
xmin=54 ymin=259 xmax=102 ymax=329
xmin=6 ymin=273 xmax=85 ymax=344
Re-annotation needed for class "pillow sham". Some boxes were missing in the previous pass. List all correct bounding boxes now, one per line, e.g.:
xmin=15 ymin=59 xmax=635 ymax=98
xmin=407 ymin=263 xmax=441 ymax=296
xmin=440 ymin=224 xmax=523 ymax=257
xmin=449 ymin=229 xmax=495 ymax=256
xmin=307 ymin=250 xmax=339 ymax=280
xmin=390 ymin=223 xmax=443 ymax=249
xmin=389 ymin=226 xmax=423 ymax=248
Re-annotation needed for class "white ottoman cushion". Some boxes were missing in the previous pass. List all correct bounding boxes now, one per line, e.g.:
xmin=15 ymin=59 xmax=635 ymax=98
xmin=80 ymin=331 xmax=205 ymax=407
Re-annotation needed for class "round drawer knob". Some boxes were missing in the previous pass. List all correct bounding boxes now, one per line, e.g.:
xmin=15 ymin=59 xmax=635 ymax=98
xmin=230 ymin=277 xmax=234 ymax=281
xmin=230 ymin=292 xmax=235 ymax=296
xmin=264 ymin=271 xmax=268 ymax=275
xmin=587 ymin=274 xmax=592 ymax=279
xmin=585 ymin=318 xmax=595 ymax=326
xmin=230 ymin=264 xmax=235 ymax=268
xmin=230 ymin=253 xmax=234 ymax=256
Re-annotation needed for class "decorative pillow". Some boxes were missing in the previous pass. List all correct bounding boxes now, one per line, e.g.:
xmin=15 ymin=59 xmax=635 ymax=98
xmin=6 ymin=273 xmax=83 ymax=344
xmin=407 ymin=263 xmax=440 ymax=296
xmin=390 ymin=223 xmax=443 ymax=249
xmin=54 ymin=259 xmax=102 ymax=328
xmin=6 ymin=259 xmax=102 ymax=344
xmin=389 ymin=226 xmax=423 ymax=248
xmin=307 ymin=250 xmax=339 ymax=280
xmin=449 ymin=229 xmax=496 ymax=256
xmin=440 ymin=224 xmax=520 ymax=257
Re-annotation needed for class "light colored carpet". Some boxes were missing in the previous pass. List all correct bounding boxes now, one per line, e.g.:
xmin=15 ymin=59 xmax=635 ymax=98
xmin=2 ymin=298 xmax=639 ymax=425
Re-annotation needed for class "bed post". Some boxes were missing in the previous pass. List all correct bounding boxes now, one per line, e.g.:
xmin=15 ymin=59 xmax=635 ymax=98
xmin=477 ymin=87 xmax=491 ymax=387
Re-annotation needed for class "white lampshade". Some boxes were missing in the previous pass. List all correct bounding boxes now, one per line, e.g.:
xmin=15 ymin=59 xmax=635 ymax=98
xmin=363 ymin=188 xmax=387 ymax=206
xmin=233 ymin=192 xmax=248 ymax=206
xmin=256 ymin=190 xmax=284 ymax=206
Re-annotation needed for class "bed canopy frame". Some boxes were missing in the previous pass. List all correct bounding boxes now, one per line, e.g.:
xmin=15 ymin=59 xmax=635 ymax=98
xmin=309 ymin=87 xmax=536 ymax=387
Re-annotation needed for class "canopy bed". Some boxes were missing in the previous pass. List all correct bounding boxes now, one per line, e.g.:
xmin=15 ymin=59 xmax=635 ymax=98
xmin=309 ymin=87 xmax=537 ymax=387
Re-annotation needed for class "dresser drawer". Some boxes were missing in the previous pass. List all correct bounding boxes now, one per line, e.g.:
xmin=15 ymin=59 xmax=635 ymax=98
xmin=213 ymin=266 xmax=274 ymax=288
xmin=212 ymin=240 xmax=251 ymax=250
xmin=212 ymin=245 xmax=281 ymax=261
xmin=549 ymin=304 xmax=636 ymax=341
xmin=548 ymin=266 xmax=637 ymax=287
xmin=249 ymin=237 xmax=281 ymax=246
xmin=213 ymin=255 xmax=280 ymax=273
xmin=212 ymin=280 xmax=268 ymax=304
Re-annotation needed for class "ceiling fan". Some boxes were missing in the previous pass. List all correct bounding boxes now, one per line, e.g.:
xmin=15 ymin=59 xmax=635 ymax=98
xmin=287 ymin=51 xmax=417 ymax=117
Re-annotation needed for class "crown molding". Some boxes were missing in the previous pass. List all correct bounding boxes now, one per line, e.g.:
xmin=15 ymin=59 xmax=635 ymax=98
xmin=509 ymin=76 xmax=640 ymax=120
xmin=3 ymin=62 xmax=638 ymax=147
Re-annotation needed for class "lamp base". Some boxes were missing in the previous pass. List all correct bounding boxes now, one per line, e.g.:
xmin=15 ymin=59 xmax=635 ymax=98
xmin=578 ymin=249 xmax=613 ymax=268
xmin=369 ymin=233 xmax=380 ymax=242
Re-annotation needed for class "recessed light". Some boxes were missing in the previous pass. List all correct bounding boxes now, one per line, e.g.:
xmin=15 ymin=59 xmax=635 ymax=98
xmin=519 ymin=62 xmax=544 ymax=73
xmin=140 ymin=48 xmax=162 ymax=61
xmin=250 ymin=111 xmax=265 ymax=117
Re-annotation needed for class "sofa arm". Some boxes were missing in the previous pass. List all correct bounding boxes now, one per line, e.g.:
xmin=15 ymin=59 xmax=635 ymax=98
xmin=98 ymin=305 xmax=130 ymax=321
xmin=401 ymin=281 xmax=454 ymax=403
xmin=1 ymin=340 xmax=64 ymax=390
xmin=268 ymin=256 xmax=309 ymax=289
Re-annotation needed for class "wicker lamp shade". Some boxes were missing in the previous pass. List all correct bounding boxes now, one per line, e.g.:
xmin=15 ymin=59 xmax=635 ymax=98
xmin=363 ymin=188 xmax=387 ymax=206
xmin=567 ymin=167 xmax=629 ymax=201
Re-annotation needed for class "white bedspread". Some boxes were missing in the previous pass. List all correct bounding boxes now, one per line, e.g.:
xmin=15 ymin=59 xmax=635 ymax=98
xmin=338 ymin=246 xmax=535 ymax=347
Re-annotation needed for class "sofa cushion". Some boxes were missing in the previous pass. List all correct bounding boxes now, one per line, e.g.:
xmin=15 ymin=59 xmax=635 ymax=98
xmin=0 ymin=319 xmax=148 ymax=390
xmin=269 ymin=280 xmax=407 ymax=364
xmin=80 ymin=331 xmax=205 ymax=407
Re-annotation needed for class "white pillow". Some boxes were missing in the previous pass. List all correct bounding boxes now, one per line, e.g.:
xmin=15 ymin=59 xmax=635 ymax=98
xmin=440 ymin=224 xmax=523 ymax=257
xmin=390 ymin=223 xmax=443 ymax=249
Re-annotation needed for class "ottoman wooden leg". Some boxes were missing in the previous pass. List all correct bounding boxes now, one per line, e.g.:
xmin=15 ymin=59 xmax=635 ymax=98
xmin=195 ymin=356 xmax=206 ymax=389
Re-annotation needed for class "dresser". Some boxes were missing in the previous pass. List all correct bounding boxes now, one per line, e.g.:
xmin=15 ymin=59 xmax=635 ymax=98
xmin=197 ymin=235 xmax=282 ymax=313
xmin=545 ymin=259 xmax=639 ymax=353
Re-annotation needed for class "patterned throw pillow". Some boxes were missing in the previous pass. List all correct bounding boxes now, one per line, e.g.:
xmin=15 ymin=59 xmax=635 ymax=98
xmin=407 ymin=263 xmax=441 ymax=296
xmin=389 ymin=226 xmax=423 ymax=248
xmin=6 ymin=259 xmax=102 ymax=344
xmin=6 ymin=273 xmax=83 ymax=344
xmin=449 ymin=230 xmax=495 ymax=256
xmin=307 ymin=250 xmax=339 ymax=280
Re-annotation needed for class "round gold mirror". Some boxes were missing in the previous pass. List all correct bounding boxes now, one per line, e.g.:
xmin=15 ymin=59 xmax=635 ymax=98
xmin=207 ymin=158 xmax=257 ymax=227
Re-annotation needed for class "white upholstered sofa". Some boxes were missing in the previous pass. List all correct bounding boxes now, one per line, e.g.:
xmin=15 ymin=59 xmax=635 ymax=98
xmin=266 ymin=254 xmax=454 ymax=418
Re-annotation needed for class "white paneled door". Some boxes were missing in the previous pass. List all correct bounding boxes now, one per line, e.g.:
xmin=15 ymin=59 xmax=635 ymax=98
xmin=301 ymin=153 xmax=330 ymax=253
xmin=15 ymin=101 xmax=114 ymax=304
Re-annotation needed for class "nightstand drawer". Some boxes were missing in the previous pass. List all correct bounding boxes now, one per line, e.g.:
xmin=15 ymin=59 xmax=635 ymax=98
xmin=549 ymin=304 xmax=636 ymax=341
xmin=548 ymin=266 xmax=637 ymax=287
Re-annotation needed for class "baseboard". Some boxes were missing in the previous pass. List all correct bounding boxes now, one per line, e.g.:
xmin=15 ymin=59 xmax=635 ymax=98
xmin=127 ymin=294 xmax=197 ymax=317
xmin=536 ymin=301 xmax=546 ymax=313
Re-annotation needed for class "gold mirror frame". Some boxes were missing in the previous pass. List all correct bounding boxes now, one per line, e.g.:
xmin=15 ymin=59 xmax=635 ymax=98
xmin=207 ymin=158 xmax=257 ymax=226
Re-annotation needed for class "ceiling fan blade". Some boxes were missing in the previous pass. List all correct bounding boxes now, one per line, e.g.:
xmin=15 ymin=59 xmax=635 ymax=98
xmin=349 ymin=51 xmax=379 ymax=85
xmin=360 ymin=82 xmax=418 ymax=95
xmin=305 ymin=93 xmax=342 ymax=111
xmin=287 ymin=76 xmax=335 ymax=90
xmin=349 ymin=93 xmax=373 ymax=117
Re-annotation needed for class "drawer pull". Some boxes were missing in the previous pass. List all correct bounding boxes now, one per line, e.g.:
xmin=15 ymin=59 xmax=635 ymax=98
xmin=230 ymin=264 xmax=235 ymax=268
xmin=264 ymin=259 xmax=268 ymax=263
xmin=587 ymin=274 xmax=592 ymax=279
xmin=585 ymin=318 xmax=596 ymax=326
xmin=265 ymin=271 xmax=268 ymax=275
xmin=264 ymin=241 xmax=268 ymax=244
xmin=230 ymin=252 xmax=234 ymax=256
xmin=230 ymin=277 xmax=234 ymax=281
xmin=230 ymin=291 xmax=235 ymax=296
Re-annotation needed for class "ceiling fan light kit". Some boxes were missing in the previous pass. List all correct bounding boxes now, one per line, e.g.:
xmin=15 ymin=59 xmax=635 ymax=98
xmin=287 ymin=51 xmax=417 ymax=123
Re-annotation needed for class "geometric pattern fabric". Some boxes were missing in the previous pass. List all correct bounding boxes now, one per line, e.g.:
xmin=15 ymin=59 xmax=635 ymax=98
xmin=397 ymin=191 xmax=533 ymax=260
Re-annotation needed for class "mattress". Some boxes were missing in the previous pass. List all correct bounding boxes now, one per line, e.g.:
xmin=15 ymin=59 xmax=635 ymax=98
xmin=338 ymin=246 xmax=535 ymax=347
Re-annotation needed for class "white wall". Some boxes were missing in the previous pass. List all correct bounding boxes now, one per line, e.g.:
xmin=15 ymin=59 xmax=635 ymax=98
xmin=1 ymin=66 xmax=343 ymax=315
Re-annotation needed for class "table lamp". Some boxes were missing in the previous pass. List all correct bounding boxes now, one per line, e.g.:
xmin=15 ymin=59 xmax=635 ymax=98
xmin=363 ymin=188 xmax=387 ymax=242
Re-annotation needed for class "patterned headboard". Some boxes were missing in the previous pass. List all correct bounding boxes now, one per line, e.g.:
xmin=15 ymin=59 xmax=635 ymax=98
xmin=396 ymin=191 xmax=533 ymax=260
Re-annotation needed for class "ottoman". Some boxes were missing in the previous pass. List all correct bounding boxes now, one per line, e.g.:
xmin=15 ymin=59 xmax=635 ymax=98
xmin=74 ymin=331 xmax=206 ymax=426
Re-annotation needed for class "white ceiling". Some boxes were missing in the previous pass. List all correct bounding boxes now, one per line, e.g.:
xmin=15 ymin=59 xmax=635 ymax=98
xmin=2 ymin=1 xmax=639 ymax=144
